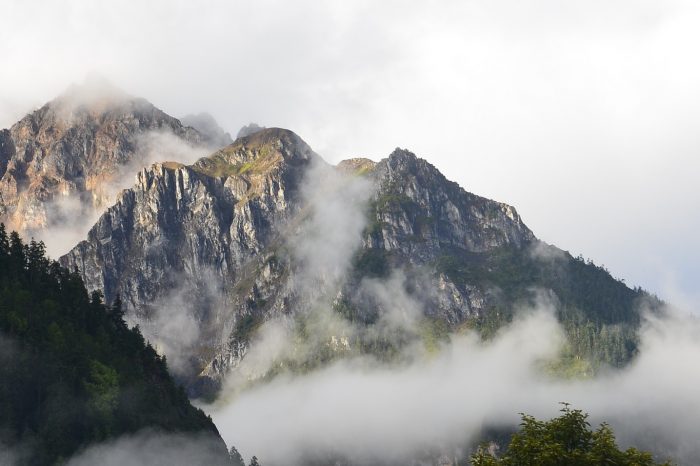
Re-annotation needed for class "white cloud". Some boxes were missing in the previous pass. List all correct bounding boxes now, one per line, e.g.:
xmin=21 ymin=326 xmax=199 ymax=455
xmin=2 ymin=0 xmax=697 ymax=300
xmin=65 ymin=430 xmax=230 ymax=466
xmin=209 ymin=308 xmax=700 ymax=465
xmin=3 ymin=4 xmax=700 ymax=461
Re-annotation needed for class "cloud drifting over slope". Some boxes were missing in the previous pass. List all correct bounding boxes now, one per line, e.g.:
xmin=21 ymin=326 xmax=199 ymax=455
xmin=33 ymin=129 xmax=209 ymax=259
xmin=2 ymin=0 xmax=699 ymax=302
xmin=210 ymin=308 xmax=700 ymax=465
xmin=66 ymin=430 xmax=230 ymax=466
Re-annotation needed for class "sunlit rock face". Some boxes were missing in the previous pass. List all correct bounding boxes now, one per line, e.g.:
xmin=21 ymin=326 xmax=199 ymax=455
xmin=0 ymin=78 xmax=225 ymax=239
xmin=370 ymin=148 xmax=533 ymax=258
xmin=60 ymin=127 xmax=535 ymax=395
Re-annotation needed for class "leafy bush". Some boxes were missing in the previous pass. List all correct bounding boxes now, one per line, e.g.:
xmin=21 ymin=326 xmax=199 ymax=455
xmin=471 ymin=404 xmax=673 ymax=466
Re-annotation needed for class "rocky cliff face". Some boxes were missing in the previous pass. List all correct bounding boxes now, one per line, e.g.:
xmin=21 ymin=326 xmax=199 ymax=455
xmin=61 ymin=128 xmax=540 ymax=393
xmin=367 ymin=149 xmax=533 ymax=265
xmin=0 ymin=79 xmax=224 ymax=241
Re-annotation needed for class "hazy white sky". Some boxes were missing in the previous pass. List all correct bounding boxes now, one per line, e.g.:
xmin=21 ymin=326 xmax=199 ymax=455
xmin=1 ymin=0 xmax=699 ymax=305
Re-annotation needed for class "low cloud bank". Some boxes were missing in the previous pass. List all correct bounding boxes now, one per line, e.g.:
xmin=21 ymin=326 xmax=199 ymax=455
xmin=209 ymin=307 xmax=700 ymax=465
xmin=65 ymin=430 xmax=230 ymax=466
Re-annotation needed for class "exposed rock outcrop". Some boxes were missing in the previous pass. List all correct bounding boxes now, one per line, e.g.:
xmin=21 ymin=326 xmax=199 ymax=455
xmin=0 ymin=78 xmax=227 ymax=239
xmin=61 ymin=128 xmax=537 ymax=393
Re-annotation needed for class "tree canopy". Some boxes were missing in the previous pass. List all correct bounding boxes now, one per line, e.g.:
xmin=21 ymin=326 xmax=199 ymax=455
xmin=471 ymin=404 xmax=673 ymax=466
xmin=0 ymin=226 xmax=228 ymax=464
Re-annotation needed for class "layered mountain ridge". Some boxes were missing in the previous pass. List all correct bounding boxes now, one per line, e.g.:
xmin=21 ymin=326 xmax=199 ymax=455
xmin=0 ymin=78 xmax=226 ymax=238
xmin=58 ymin=127 xmax=650 ymax=396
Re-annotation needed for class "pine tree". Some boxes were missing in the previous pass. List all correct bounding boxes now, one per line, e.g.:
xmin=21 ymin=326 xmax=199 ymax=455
xmin=229 ymin=446 xmax=245 ymax=466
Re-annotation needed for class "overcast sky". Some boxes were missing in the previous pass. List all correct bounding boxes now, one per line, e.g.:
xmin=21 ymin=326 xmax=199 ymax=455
xmin=1 ymin=0 xmax=698 ymax=307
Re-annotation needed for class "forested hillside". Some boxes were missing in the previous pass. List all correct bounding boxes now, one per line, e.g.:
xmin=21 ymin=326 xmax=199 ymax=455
xmin=0 ymin=226 xmax=230 ymax=464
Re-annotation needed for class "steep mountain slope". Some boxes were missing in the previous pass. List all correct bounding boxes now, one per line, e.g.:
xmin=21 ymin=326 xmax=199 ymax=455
xmin=62 ymin=129 xmax=317 ymax=386
xmin=0 ymin=228 xmax=231 ymax=465
xmin=181 ymin=113 xmax=233 ymax=148
xmin=0 ymin=79 xmax=222 ymax=238
xmin=61 ymin=128 xmax=656 ymax=395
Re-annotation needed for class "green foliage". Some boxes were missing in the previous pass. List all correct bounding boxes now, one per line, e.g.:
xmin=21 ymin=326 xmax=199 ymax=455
xmin=562 ymin=319 xmax=639 ymax=369
xmin=418 ymin=317 xmax=451 ymax=353
xmin=234 ymin=313 xmax=264 ymax=342
xmin=436 ymin=243 xmax=652 ymax=369
xmin=333 ymin=296 xmax=378 ymax=325
xmin=471 ymin=404 xmax=673 ymax=466
xmin=193 ymin=143 xmax=281 ymax=179
xmin=84 ymin=360 xmax=119 ymax=435
xmin=0 ymin=225 xmax=224 ymax=465
xmin=369 ymin=183 xmax=429 ymax=241
xmin=540 ymin=353 xmax=595 ymax=379
xmin=351 ymin=248 xmax=390 ymax=279
xmin=354 ymin=164 xmax=374 ymax=176
xmin=193 ymin=154 xmax=259 ymax=178
xmin=375 ymin=190 xmax=417 ymax=213
xmin=437 ymin=245 xmax=647 ymax=326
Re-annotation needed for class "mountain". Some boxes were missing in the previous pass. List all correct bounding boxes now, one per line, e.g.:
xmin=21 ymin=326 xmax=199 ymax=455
xmin=236 ymin=123 xmax=265 ymax=139
xmin=61 ymin=128 xmax=317 ymax=389
xmin=60 ymin=128 xmax=657 ymax=396
xmin=181 ymin=113 xmax=233 ymax=148
xmin=0 ymin=78 xmax=225 ymax=238
xmin=0 ymin=227 xmax=231 ymax=465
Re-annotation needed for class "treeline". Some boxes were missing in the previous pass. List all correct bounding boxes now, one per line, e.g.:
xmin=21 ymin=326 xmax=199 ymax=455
xmin=437 ymin=242 xmax=658 ymax=369
xmin=0 ymin=226 xmax=230 ymax=464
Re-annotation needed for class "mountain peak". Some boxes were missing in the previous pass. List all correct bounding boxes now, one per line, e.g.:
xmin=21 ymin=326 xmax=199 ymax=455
xmin=235 ymin=127 xmax=311 ymax=154
xmin=379 ymin=147 xmax=442 ymax=181
xmin=181 ymin=113 xmax=233 ymax=147
xmin=336 ymin=157 xmax=377 ymax=175
xmin=62 ymin=74 xmax=127 ymax=100
xmin=48 ymin=76 xmax=140 ymax=117
xmin=192 ymin=128 xmax=317 ymax=178
xmin=236 ymin=122 xmax=265 ymax=139
xmin=0 ymin=83 xmax=210 ymax=235
xmin=388 ymin=147 xmax=419 ymax=160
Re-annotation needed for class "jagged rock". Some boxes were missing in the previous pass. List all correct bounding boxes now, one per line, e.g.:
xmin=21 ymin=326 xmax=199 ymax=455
xmin=0 ymin=79 xmax=227 ymax=237
xmin=336 ymin=157 xmax=376 ymax=175
xmin=236 ymin=122 xmax=265 ymax=139
xmin=369 ymin=148 xmax=533 ymax=259
xmin=60 ymin=128 xmax=537 ymax=394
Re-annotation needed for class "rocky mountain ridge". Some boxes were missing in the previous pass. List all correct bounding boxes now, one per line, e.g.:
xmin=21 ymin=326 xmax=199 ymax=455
xmin=0 ymin=79 xmax=226 ymax=241
xmin=57 ymin=127 xmax=627 ymax=397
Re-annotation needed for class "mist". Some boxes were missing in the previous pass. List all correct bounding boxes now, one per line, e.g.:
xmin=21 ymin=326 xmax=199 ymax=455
xmin=33 ymin=129 xmax=210 ymax=259
xmin=207 ymin=305 xmax=698 ymax=465
xmin=220 ymin=156 xmax=375 ymax=391
xmin=137 ymin=268 xmax=230 ymax=378
xmin=3 ymin=1 xmax=699 ymax=464
xmin=202 ymin=138 xmax=699 ymax=464
xmin=65 ymin=430 xmax=230 ymax=466
xmin=3 ymin=0 xmax=700 ymax=302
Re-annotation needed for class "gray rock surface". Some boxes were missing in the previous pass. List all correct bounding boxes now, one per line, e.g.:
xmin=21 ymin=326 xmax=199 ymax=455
xmin=61 ymin=128 xmax=535 ymax=393
xmin=0 ymin=79 xmax=225 ymax=237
